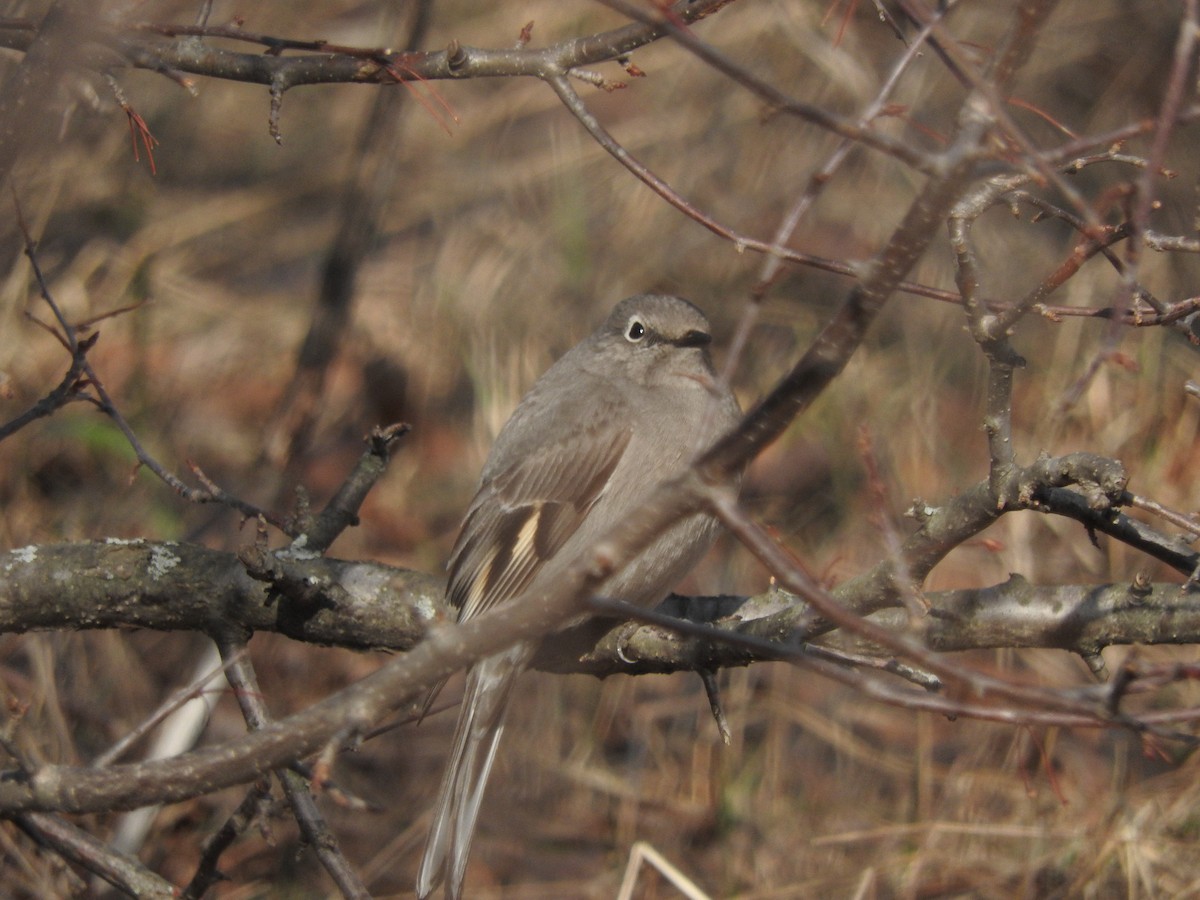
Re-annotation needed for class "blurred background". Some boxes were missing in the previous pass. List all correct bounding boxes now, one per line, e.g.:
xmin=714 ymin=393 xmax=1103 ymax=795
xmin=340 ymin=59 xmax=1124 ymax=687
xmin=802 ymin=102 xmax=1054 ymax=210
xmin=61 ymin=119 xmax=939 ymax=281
xmin=1 ymin=0 xmax=1199 ymax=896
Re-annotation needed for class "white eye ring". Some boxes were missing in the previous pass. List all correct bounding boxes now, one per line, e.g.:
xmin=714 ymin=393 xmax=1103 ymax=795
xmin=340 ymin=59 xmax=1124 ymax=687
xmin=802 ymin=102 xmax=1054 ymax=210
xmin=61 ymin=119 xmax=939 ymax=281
xmin=625 ymin=317 xmax=647 ymax=342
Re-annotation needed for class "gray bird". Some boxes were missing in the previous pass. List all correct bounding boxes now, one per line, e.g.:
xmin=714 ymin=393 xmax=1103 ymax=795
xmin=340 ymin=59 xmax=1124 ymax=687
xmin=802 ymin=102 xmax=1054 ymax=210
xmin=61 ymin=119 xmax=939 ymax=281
xmin=417 ymin=294 xmax=741 ymax=899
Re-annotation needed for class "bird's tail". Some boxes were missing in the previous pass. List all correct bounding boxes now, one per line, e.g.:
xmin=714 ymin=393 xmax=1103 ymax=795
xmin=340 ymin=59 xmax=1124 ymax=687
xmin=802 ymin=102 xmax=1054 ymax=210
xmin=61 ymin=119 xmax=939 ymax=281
xmin=416 ymin=645 xmax=529 ymax=899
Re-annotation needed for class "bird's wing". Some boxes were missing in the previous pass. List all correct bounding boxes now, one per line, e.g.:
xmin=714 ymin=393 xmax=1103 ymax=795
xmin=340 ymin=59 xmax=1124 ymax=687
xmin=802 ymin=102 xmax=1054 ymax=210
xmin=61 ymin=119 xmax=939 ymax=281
xmin=446 ymin=412 xmax=632 ymax=622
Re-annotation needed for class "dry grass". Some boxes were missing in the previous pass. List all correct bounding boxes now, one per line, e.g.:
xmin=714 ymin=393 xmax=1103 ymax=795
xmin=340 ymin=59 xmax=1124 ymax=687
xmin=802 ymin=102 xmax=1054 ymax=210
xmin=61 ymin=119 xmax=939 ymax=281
xmin=2 ymin=1 xmax=1200 ymax=897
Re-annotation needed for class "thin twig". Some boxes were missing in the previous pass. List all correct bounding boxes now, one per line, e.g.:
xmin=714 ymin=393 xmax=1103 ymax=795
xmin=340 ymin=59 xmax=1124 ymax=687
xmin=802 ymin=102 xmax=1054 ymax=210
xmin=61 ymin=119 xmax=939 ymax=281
xmin=1122 ymin=492 xmax=1200 ymax=541
xmin=216 ymin=636 xmax=370 ymax=899
xmin=724 ymin=8 xmax=944 ymax=386
xmin=1125 ymin=0 xmax=1199 ymax=305
xmin=597 ymin=0 xmax=937 ymax=172
xmin=13 ymin=209 xmax=288 ymax=529
xmin=92 ymin=648 xmax=244 ymax=768
xmin=181 ymin=781 xmax=274 ymax=900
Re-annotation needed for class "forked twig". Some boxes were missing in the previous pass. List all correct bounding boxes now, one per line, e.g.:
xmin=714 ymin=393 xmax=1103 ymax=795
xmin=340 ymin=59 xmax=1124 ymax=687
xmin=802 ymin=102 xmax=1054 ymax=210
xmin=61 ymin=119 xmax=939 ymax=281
xmin=11 ymin=195 xmax=288 ymax=529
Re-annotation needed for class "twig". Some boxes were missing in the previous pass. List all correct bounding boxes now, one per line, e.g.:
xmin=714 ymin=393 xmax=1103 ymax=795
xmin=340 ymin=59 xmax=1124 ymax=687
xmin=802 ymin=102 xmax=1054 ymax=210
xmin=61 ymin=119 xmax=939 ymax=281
xmin=92 ymin=646 xmax=242 ymax=768
xmin=897 ymin=0 xmax=1100 ymax=234
xmin=702 ymin=135 xmax=985 ymax=481
xmin=596 ymin=0 xmax=937 ymax=172
xmin=102 ymin=644 xmax=227 ymax=870
xmin=216 ymin=635 xmax=370 ymax=899
xmin=303 ymin=423 xmax=411 ymax=553
xmin=13 ymin=207 xmax=288 ymax=529
xmin=14 ymin=812 xmax=177 ymax=898
xmin=1124 ymin=492 xmax=1200 ymax=538
xmin=181 ymin=780 xmax=274 ymax=900
xmin=697 ymin=669 xmax=731 ymax=745
xmin=724 ymin=8 xmax=943 ymax=385
xmin=1124 ymin=0 xmax=1199 ymax=311
xmin=706 ymin=489 xmax=1174 ymax=734
xmin=1145 ymin=230 xmax=1200 ymax=253
xmin=264 ymin=0 xmax=431 ymax=480
xmin=0 ymin=340 xmax=91 ymax=441
xmin=544 ymin=72 xmax=846 ymax=276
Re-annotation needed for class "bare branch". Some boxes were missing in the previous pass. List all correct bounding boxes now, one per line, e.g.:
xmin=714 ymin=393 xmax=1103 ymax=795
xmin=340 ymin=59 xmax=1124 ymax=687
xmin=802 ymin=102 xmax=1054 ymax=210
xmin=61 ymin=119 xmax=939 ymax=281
xmin=180 ymin=781 xmax=273 ymax=900
xmin=597 ymin=0 xmax=938 ymax=171
xmin=4 ymin=482 xmax=1197 ymax=679
xmin=12 ymin=811 xmax=177 ymax=898
xmin=216 ymin=637 xmax=369 ymax=899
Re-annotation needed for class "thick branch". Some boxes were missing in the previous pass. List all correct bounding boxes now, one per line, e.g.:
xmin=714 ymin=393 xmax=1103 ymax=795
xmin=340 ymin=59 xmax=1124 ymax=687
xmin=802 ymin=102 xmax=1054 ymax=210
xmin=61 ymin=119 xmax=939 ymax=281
xmin=544 ymin=577 xmax=1200 ymax=676
xmin=0 ymin=540 xmax=441 ymax=651
xmin=4 ymin=538 xmax=1198 ymax=677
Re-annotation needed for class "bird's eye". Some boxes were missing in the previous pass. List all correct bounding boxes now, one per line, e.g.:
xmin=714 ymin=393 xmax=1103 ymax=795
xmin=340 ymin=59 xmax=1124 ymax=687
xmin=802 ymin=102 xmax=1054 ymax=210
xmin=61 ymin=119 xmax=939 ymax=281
xmin=625 ymin=318 xmax=646 ymax=342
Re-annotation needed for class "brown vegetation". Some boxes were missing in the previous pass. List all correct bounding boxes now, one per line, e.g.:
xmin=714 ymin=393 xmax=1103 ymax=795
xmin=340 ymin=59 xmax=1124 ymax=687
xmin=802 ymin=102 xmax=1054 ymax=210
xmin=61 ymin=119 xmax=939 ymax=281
xmin=2 ymin=1 xmax=1200 ymax=897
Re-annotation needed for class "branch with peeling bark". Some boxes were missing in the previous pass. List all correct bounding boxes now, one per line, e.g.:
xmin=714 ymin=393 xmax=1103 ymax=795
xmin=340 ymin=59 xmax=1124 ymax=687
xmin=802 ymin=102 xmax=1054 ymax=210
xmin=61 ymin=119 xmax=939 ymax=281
xmin=2 ymin=445 xmax=1195 ymax=673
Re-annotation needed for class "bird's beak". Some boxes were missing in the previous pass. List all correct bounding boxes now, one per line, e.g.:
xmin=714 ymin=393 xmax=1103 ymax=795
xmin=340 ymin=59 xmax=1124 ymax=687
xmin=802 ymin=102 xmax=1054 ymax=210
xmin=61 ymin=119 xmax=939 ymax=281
xmin=674 ymin=330 xmax=712 ymax=348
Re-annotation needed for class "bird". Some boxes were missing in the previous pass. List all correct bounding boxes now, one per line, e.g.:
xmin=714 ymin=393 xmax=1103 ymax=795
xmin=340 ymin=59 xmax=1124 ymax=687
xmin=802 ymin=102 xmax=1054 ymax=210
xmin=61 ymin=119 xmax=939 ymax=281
xmin=416 ymin=294 xmax=741 ymax=899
